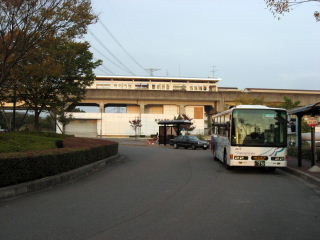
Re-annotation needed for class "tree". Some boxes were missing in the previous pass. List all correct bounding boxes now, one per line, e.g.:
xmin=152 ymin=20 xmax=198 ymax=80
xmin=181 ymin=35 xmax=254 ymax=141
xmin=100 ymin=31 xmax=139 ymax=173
xmin=16 ymin=38 xmax=101 ymax=130
xmin=129 ymin=118 xmax=142 ymax=139
xmin=174 ymin=114 xmax=195 ymax=134
xmin=234 ymin=94 xmax=265 ymax=105
xmin=265 ymin=0 xmax=320 ymax=21
xmin=54 ymin=108 xmax=73 ymax=134
xmin=0 ymin=0 xmax=97 ymax=93
xmin=278 ymin=96 xmax=301 ymax=109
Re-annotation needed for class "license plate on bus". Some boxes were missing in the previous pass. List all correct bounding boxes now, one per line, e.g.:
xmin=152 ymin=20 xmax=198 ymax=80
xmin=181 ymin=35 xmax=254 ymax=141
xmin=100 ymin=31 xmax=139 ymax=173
xmin=255 ymin=161 xmax=265 ymax=167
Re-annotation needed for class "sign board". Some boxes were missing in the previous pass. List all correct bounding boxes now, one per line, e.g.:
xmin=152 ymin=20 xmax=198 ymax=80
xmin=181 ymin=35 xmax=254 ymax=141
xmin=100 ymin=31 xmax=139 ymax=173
xmin=307 ymin=117 xmax=318 ymax=127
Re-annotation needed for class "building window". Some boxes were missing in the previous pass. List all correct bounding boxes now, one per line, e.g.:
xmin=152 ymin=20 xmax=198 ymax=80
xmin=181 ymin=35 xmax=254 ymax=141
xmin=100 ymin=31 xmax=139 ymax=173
xmin=152 ymin=84 xmax=155 ymax=90
xmin=194 ymin=107 xmax=203 ymax=119
xmin=190 ymin=86 xmax=194 ymax=91
xmin=204 ymin=86 xmax=207 ymax=91
xmin=135 ymin=83 xmax=149 ymax=89
xmin=157 ymin=85 xmax=161 ymax=90
xmin=166 ymin=84 xmax=170 ymax=90
xmin=106 ymin=105 xmax=127 ymax=113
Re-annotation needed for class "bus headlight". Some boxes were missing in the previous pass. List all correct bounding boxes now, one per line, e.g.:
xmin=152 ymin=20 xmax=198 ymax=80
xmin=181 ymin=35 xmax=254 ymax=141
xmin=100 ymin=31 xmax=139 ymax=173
xmin=234 ymin=156 xmax=248 ymax=160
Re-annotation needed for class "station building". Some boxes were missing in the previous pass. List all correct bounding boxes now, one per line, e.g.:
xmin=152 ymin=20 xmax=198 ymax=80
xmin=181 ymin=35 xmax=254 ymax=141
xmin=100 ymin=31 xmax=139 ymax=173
xmin=61 ymin=76 xmax=320 ymax=138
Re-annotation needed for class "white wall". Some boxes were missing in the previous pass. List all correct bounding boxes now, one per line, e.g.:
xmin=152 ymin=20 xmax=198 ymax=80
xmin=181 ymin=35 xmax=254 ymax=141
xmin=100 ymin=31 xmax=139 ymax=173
xmin=163 ymin=105 xmax=178 ymax=115
xmin=61 ymin=111 xmax=205 ymax=136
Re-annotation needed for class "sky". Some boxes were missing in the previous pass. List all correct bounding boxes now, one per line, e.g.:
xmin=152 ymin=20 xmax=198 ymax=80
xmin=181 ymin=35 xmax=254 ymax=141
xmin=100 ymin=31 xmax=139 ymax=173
xmin=85 ymin=0 xmax=320 ymax=90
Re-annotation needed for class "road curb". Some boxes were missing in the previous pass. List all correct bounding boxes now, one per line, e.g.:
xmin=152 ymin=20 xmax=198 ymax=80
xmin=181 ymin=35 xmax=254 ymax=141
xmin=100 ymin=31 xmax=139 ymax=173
xmin=279 ymin=167 xmax=320 ymax=187
xmin=0 ymin=154 xmax=121 ymax=201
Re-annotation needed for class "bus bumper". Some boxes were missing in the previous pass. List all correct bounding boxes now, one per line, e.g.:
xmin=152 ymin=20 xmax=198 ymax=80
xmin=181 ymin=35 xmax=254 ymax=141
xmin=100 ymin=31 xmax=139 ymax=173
xmin=230 ymin=160 xmax=287 ymax=167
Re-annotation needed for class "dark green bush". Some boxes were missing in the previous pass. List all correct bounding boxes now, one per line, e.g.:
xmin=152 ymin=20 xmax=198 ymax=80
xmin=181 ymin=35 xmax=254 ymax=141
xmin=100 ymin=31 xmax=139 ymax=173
xmin=0 ymin=142 xmax=118 ymax=187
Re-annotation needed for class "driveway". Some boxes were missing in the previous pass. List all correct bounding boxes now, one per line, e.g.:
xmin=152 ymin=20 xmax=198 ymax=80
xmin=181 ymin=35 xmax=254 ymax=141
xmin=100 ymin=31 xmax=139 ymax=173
xmin=0 ymin=145 xmax=319 ymax=240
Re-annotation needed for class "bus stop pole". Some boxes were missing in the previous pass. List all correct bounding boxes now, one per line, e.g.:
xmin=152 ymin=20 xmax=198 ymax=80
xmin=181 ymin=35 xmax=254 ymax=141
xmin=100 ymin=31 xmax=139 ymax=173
xmin=311 ymin=126 xmax=316 ymax=166
xmin=164 ymin=124 xmax=167 ymax=146
xmin=297 ymin=115 xmax=302 ymax=167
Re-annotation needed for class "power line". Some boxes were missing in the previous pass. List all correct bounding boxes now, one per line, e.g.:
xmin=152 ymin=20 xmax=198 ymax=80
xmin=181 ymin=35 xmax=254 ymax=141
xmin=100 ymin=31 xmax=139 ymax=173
xmin=99 ymin=21 xmax=148 ymax=75
xmin=93 ymin=58 xmax=113 ymax=75
xmin=98 ymin=65 xmax=115 ymax=75
xmin=91 ymin=45 xmax=129 ymax=73
xmin=89 ymin=30 xmax=136 ymax=75
xmin=92 ymin=55 xmax=116 ymax=75
xmin=96 ymin=67 xmax=111 ymax=75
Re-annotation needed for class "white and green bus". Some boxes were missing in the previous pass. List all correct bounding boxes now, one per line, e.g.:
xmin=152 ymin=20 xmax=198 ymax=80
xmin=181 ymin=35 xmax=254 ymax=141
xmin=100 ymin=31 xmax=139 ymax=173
xmin=210 ymin=105 xmax=288 ymax=170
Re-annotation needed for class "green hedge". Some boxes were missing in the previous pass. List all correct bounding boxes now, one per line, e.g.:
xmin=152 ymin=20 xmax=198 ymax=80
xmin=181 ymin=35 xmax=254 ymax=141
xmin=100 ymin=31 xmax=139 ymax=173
xmin=0 ymin=142 xmax=118 ymax=187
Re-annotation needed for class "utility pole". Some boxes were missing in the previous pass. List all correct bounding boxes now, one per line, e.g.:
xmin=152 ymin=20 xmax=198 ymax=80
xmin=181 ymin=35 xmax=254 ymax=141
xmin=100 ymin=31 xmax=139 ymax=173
xmin=210 ymin=65 xmax=216 ymax=78
xmin=145 ymin=68 xmax=160 ymax=76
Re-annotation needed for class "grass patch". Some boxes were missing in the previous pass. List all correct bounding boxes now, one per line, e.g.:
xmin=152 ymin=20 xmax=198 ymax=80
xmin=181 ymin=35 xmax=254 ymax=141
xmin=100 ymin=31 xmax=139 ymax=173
xmin=0 ymin=138 xmax=118 ymax=187
xmin=0 ymin=132 xmax=66 ymax=153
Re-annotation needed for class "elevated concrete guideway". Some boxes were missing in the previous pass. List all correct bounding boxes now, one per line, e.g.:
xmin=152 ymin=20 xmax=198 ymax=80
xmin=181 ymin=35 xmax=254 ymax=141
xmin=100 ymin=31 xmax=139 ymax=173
xmin=84 ymin=88 xmax=320 ymax=113
xmin=65 ymin=86 xmax=320 ymax=138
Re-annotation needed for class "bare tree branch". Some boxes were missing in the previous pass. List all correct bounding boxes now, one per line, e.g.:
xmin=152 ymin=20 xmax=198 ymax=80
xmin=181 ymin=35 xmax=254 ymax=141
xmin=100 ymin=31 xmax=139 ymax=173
xmin=265 ymin=0 xmax=320 ymax=21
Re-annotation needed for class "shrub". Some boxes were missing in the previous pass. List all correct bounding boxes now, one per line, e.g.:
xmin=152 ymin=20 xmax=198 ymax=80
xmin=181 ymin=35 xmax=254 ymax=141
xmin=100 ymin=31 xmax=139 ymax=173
xmin=0 ymin=138 xmax=118 ymax=187
xmin=55 ymin=140 xmax=64 ymax=148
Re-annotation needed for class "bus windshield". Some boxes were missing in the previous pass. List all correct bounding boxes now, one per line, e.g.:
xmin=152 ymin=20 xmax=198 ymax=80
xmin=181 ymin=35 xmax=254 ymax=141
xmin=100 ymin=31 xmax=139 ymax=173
xmin=231 ymin=109 xmax=287 ymax=147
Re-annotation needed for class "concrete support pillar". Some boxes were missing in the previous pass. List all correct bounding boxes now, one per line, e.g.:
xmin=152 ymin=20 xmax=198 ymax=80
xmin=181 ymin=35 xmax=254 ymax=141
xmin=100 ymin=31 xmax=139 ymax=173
xmin=99 ymin=103 xmax=105 ymax=113
xmin=213 ymin=102 xmax=218 ymax=114
xmin=140 ymin=104 xmax=145 ymax=114
xmin=179 ymin=105 xmax=185 ymax=115
xmin=217 ymin=99 xmax=225 ymax=113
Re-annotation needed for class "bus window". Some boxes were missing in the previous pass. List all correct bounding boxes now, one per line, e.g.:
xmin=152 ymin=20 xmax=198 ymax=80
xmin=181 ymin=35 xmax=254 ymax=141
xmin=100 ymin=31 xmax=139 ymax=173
xmin=231 ymin=109 xmax=287 ymax=147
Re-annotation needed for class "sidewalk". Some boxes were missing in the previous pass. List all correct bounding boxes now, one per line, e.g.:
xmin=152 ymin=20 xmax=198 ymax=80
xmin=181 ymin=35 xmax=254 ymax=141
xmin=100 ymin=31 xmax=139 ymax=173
xmin=106 ymin=138 xmax=161 ymax=147
xmin=281 ymin=156 xmax=320 ymax=187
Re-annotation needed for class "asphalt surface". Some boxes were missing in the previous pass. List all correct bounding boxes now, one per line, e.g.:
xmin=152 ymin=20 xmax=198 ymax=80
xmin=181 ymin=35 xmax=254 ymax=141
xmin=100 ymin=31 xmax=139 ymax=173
xmin=1 ymin=145 xmax=320 ymax=240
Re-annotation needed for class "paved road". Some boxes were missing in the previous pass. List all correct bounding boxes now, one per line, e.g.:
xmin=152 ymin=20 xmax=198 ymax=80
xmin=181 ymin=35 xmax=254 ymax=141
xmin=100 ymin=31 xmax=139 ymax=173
xmin=1 ymin=145 xmax=320 ymax=240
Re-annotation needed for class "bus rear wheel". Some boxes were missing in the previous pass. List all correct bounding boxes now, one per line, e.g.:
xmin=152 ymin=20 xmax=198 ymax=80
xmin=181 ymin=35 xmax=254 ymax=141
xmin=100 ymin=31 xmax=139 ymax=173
xmin=212 ymin=151 xmax=218 ymax=161
xmin=224 ymin=151 xmax=233 ymax=170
